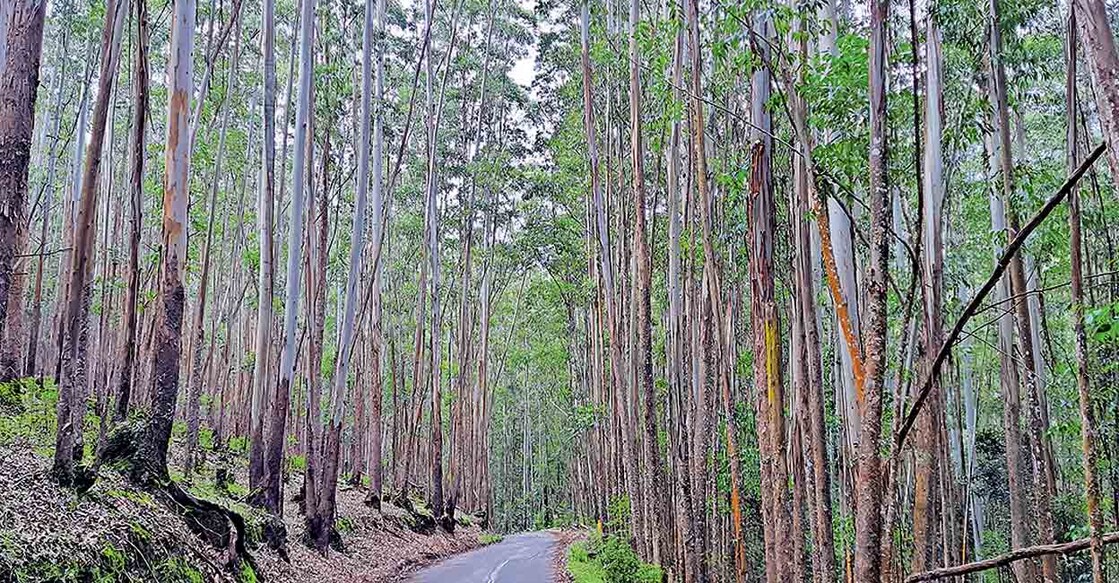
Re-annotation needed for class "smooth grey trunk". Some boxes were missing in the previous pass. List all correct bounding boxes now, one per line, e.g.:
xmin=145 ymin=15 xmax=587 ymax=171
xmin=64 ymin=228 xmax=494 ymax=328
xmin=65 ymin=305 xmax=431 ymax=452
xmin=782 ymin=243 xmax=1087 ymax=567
xmin=365 ymin=0 xmax=387 ymax=509
xmin=248 ymin=0 xmax=278 ymax=498
xmin=264 ymin=0 xmax=314 ymax=517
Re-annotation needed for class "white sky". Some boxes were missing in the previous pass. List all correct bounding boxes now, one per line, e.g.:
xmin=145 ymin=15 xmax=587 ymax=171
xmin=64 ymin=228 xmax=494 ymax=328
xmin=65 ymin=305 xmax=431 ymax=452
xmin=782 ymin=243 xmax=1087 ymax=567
xmin=507 ymin=0 xmax=539 ymax=89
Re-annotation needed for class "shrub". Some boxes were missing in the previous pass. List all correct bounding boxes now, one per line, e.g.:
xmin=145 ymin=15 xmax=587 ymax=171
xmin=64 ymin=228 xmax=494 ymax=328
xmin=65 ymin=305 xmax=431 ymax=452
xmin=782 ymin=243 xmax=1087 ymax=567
xmin=568 ymin=534 xmax=662 ymax=583
xmin=567 ymin=541 xmax=608 ymax=583
xmin=597 ymin=534 xmax=640 ymax=582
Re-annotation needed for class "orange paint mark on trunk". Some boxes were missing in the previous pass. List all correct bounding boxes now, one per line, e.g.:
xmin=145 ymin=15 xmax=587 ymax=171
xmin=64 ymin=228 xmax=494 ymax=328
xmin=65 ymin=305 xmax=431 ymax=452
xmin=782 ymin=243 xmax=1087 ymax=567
xmin=810 ymin=190 xmax=866 ymax=406
xmin=726 ymin=425 xmax=746 ymax=580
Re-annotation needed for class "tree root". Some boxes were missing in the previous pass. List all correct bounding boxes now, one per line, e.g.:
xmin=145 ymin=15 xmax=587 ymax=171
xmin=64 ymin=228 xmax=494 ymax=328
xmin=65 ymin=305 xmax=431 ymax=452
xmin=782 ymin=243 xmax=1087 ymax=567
xmin=92 ymin=422 xmax=262 ymax=573
xmin=390 ymin=490 xmax=436 ymax=534
xmin=362 ymin=488 xmax=385 ymax=510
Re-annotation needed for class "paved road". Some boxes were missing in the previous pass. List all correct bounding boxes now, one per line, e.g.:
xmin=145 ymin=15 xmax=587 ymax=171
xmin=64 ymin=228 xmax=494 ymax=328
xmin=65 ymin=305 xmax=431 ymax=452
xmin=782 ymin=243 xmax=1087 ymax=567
xmin=410 ymin=531 xmax=557 ymax=583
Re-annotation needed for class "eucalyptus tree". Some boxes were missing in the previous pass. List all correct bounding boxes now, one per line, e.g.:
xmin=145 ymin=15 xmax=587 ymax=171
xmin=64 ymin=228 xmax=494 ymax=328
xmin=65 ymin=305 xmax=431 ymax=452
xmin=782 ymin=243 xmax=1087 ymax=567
xmin=364 ymin=0 xmax=388 ymax=511
xmin=0 ymin=0 xmax=47 ymax=382
xmin=852 ymin=0 xmax=891 ymax=579
xmin=249 ymin=0 xmax=278 ymax=498
xmin=626 ymin=0 xmax=666 ymax=566
xmin=139 ymin=0 xmax=195 ymax=483
xmin=1074 ymin=0 xmax=1119 ymax=187
xmin=114 ymin=0 xmax=150 ymax=421
xmin=1067 ymin=12 xmax=1105 ymax=583
xmin=265 ymin=0 xmax=315 ymax=519
xmin=51 ymin=0 xmax=128 ymax=484
xmin=913 ymin=12 xmax=945 ymax=574
xmin=989 ymin=1 xmax=1058 ymax=579
xmin=309 ymin=0 xmax=377 ymax=547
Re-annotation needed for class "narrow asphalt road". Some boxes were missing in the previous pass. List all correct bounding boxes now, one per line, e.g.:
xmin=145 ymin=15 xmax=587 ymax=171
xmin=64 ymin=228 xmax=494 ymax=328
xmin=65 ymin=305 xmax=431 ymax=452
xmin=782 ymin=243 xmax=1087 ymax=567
xmin=410 ymin=531 xmax=558 ymax=583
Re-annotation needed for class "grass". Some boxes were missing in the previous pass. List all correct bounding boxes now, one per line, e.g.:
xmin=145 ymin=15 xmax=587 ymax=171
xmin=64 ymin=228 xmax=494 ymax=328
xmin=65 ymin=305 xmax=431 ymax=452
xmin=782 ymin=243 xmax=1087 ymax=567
xmin=567 ymin=541 xmax=609 ymax=582
xmin=478 ymin=532 xmax=504 ymax=545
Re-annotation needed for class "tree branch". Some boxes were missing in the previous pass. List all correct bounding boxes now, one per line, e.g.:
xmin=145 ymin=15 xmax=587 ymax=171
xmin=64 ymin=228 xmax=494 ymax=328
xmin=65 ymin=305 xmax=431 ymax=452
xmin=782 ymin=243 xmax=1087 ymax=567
xmin=895 ymin=141 xmax=1106 ymax=450
xmin=905 ymin=531 xmax=1119 ymax=582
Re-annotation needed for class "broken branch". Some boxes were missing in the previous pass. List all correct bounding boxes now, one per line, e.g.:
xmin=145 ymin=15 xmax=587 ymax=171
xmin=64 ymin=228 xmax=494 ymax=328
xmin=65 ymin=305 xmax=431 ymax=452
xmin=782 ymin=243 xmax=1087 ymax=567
xmin=906 ymin=531 xmax=1119 ymax=582
xmin=895 ymin=141 xmax=1106 ymax=450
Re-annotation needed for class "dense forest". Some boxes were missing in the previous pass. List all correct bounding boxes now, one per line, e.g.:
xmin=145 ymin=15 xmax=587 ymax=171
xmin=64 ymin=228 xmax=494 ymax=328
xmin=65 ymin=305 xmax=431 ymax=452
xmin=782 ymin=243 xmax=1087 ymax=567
xmin=3 ymin=0 xmax=1119 ymax=580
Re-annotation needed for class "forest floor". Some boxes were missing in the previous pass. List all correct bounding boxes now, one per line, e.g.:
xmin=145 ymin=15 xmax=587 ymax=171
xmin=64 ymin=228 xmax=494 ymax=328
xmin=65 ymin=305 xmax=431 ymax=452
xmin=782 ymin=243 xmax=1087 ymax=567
xmin=0 ymin=378 xmax=491 ymax=582
xmin=550 ymin=528 xmax=586 ymax=582
xmin=254 ymin=482 xmax=484 ymax=582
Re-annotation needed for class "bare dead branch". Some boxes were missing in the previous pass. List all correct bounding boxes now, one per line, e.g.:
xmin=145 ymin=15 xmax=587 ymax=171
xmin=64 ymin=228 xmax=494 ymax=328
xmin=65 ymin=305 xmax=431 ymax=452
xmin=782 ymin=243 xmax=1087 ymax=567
xmin=895 ymin=141 xmax=1107 ymax=450
xmin=906 ymin=531 xmax=1119 ymax=582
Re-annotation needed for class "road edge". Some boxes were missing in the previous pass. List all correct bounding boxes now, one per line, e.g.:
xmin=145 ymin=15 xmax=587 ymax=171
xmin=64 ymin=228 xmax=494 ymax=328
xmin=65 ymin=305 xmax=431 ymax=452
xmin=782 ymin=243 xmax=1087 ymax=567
xmin=549 ymin=528 xmax=589 ymax=583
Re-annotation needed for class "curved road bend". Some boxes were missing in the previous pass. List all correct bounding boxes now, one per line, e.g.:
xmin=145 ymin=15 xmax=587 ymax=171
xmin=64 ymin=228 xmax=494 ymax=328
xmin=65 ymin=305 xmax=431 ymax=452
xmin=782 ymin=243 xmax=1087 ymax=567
xmin=410 ymin=531 xmax=558 ymax=583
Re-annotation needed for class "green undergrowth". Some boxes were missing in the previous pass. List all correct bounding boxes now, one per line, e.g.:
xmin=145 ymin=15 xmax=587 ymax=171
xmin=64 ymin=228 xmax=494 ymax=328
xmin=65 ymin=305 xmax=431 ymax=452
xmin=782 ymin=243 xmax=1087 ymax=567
xmin=568 ymin=497 xmax=662 ymax=583
xmin=0 ymin=378 xmax=262 ymax=583
xmin=567 ymin=533 xmax=662 ymax=583
xmin=0 ymin=378 xmax=65 ymax=450
xmin=478 ymin=532 xmax=504 ymax=545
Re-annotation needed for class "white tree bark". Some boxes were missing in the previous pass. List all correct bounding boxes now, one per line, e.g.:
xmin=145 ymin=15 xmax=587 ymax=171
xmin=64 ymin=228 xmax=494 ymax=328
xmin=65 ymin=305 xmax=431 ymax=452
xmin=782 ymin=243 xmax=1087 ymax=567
xmin=265 ymin=0 xmax=314 ymax=511
xmin=0 ymin=2 xmax=10 ymax=77
xmin=366 ymin=0 xmax=387 ymax=505
xmin=248 ymin=0 xmax=277 ymax=493
xmin=333 ymin=0 xmax=376 ymax=473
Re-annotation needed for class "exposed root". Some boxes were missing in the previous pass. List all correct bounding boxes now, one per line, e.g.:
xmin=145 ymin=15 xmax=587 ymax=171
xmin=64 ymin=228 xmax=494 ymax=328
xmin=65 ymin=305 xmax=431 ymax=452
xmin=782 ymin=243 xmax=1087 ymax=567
xmin=92 ymin=421 xmax=260 ymax=574
xmin=362 ymin=489 xmax=384 ymax=511
xmin=389 ymin=490 xmax=436 ymax=535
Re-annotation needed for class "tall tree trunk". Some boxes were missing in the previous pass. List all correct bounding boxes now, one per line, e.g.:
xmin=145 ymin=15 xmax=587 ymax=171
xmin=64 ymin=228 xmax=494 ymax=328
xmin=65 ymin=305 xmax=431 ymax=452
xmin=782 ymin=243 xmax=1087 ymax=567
xmin=249 ymin=0 xmax=278 ymax=497
xmin=1067 ymin=12 xmax=1106 ymax=582
xmin=113 ymin=0 xmax=149 ymax=421
xmin=302 ymin=131 xmax=328 ymax=550
xmin=580 ymin=2 xmax=639 ymax=544
xmin=52 ymin=0 xmax=128 ymax=484
xmin=265 ymin=0 xmax=314 ymax=519
xmin=0 ymin=0 xmax=46 ymax=351
xmin=135 ymin=0 xmax=195 ymax=483
xmin=914 ymin=13 xmax=945 ymax=576
xmin=854 ymin=0 xmax=890 ymax=580
xmin=364 ymin=0 xmax=388 ymax=509
xmin=425 ymin=0 xmax=446 ymax=523
xmin=628 ymin=0 xmax=666 ymax=567
xmin=990 ymin=2 xmax=1058 ymax=580
xmin=786 ymin=9 xmax=837 ymax=581
xmin=685 ymin=0 xmax=746 ymax=577
xmin=984 ymin=125 xmax=1034 ymax=581
xmin=1074 ymin=0 xmax=1119 ymax=188
xmin=748 ymin=11 xmax=794 ymax=582
xmin=53 ymin=57 xmax=92 ymax=386
xmin=666 ymin=12 xmax=700 ymax=582
xmin=311 ymin=0 xmax=374 ymax=542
